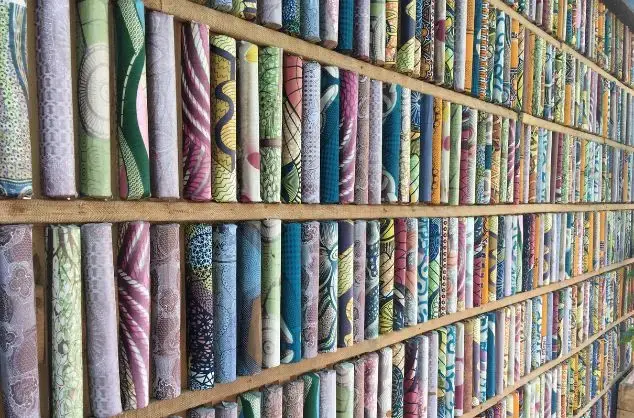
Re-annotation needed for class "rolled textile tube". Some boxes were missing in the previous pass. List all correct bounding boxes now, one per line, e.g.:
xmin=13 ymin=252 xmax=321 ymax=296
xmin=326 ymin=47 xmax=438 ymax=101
xmin=258 ymin=0 xmax=282 ymax=28
xmin=417 ymin=336 xmax=429 ymax=416
xmin=392 ymin=343 xmax=405 ymax=417
xmin=364 ymin=353 xmax=379 ymax=418
xmin=319 ymin=369 xmax=337 ymax=416
xmin=281 ymin=54 xmax=303 ymax=203
xmin=439 ymin=218 xmax=449 ymax=316
xmin=237 ymin=41 xmax=261 ymax=202
xmin=478 ymin=0 xmax=489 ymax=101
xmin=404 ymin=339 xmax=420 ymax=416
xmin=336 ymin=363 xmax=354 ymax=416
xmin=399 ymin=88 xmax=411 ymax=203
xmin=457 ymin=218 xmax=466 ymax=310
xmin=382 ymin=83 xmax=402 ymax=203
xmin=440 ymin=100 xmax=451 ymax=204
xmin=337 ymin=0 xmax=354 ymax=53
xmin=216 ymin=402 xmax=238 ymax=418
xmin=238 ymin=391 xmax=262 ymax=417
xmin=301 ymin=61 xmax=321 ymax=203
xmin=417 ymin=218 xmax=430 ymax=323
xmin=232 ymin=0 xmax=257 ymax=19
xmin=378 ymin=347 xmax=393 ymax=417
xmin=283 ymin=379 xmax=305 ymax=417
xmin=188 ymin=407 xmax=216 ymax=417
xmin=460 ymin=107 xmax=477 ymax=205
xmin=321 ymin=66 xmax=341 ymax=203
xmin=492 ymin=11 xmax=505 ymax=104
xmin=498 ymin=119 xmax=508 ymax=203
xmin=453 ymin=0 xmax=467 ymax=91
xmin=434 ymin=0 xmax=446 ymax=84
xmin=339 ymin=70 xmax=358 ymax=203
xmin=182 ymin=22 xmax=211 ymax=201
xmin=405 ymin=218 xmax=418 ymax=326
xmin=353 ymin=358 xmax=366 ymax=416
xmin=82 ymin=224 xmax=122 ymax=417
xmin=420 ymin=94 xmax=434 ymax=202
xmin=118 ymin=221 xmax=151 ymax=409
xmin=470 ymin=0 xmax=482 ymax=97
xmin=355 ymin=75 xmax=370 ymax=203
xmin=428 ymin=218 xmax=441 ymax=319
xmin=301 ymin=0 xmax=320 ymax=41
xmin=485 ymin=6 xmax=495 ymax=102
xmin=303 ymin=372 xmax=321 ymax=417
xmin=428 ymin=331 xmax=439 ymax=418
xmin=420 ymin=0 xmax=435 ymax=81
xmin=365 ymin=220 xmax=381 ymax=339
xmin=185 ymin=224 xmax=215 ymax=390
xmin=444 ymin=325 xmax=457 ymax=417
xmin=36 ymin=0 xmax=76 ymax=198
xmin=338 ymin=221 xmax=354 ymax=347
xmin=354 ymin=0 xmax=371 ymax=60
xmin=320 ymin=0 xmax=339 ymax=48
xmin=508 ymin=18 xmax=520 ymax=111
xmin=449 ymin=103 xmax=462 ymax=205
xmin=210 ymin=0 xmax=232 ymax=11
xmin=413 ymin=0 xmax=422 ymax=77
xmin=502 ymin=15 xmax=511 ymax=108
xmin=444 ymin=0 xmax=455 ymax=87
xmin=464 ymin=0 xmax=475 ymax=92
xmin=490 ymin=115 xmax=501 ymax=204
xmin=370 ymin=0 xmax=386 ymax=64
xmin=259 ymin=47 xmax=283 ymax=202
xmin=368 ymin=80 xmax=383 ymax=204
xmin=397 ymin=0 xmax=416 ymax=74
xmin=146 ymin=12 xmax=178 ymax=199
xmin=410 ymin=92 xmax=421 ymax=203
xmin=114 ymin=0 xmax=150 ymax=199
xmin=283 ymin=0 xmax=300 ymax=35
xmin=447 ymin=218 xmax=459 ymax=314
xmin=385 ymin=0 xmax=399 ymax=67
xmin=49 ymin=226 xmax=82 ymax=417
xmin=353 ymin=221 xmax=366 ymax=343
xmin=393 ymin=218 xmax=407 ymax=331
xmin=262 ymin=385 xmax=283 ymax=417
xmin=301 ymin=221 xmax=320 ymax=358
xmin=454 ymin=323 xmax=465 ymax=415
xmin=261 ymin=220 xmax=282 ymax=368
xmin=281 ymin=223 xmax=302 ymax=363
xmin=149 ymin=224 xmax=181 ymax=399
xmin=431 ymin=98 xmax=443 ymax=204
xmin=319 ymin=221 xmax=338 ymax=352
xmin=211 ymin=35 xmax=238 ymax=202
xmin=379 ymin=219 xmax=395 ymax=334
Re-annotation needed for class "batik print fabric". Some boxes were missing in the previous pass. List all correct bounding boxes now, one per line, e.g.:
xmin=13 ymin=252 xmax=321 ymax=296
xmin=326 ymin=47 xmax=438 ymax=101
xmin=369 ymin=80 xmax=384 ymax=204
xmin=114 ymin=0 xmax=150 ymax=199
xmin=405 ymin=218 xmax=418 ymax=326
xmin=320 ymin=0 xmax=338 ymax=48
xmin=394 ymin=218 xmax=407 ymax=331
xmin=281 ymin=223 xmax=302 ymax=363
xmin=282 ymin=379 xmax=304 ymax=417
xmin=354 ymin=0 xmax=371 ymax=60
xmin=380 ymin=219 xmax=395 ymax=334
xmin=364 ymin=353 xmax=379 ymax=417
xmin=262 ymin=219 xmax=282 ymax=368
xmin=355 ymin=76 xmax=370 ymax=203
xmin=82 ymin=224 xmax=122 ymax=417
xmin=319 ymin=221 xmax=338 ymax=352
xmin=301 ymin=221 xmax=319 ymax=358
xmin=216 ymin=401 xmax=239 ymax=418
xmin=259 ymin=47 xmax=283 ymax=202
xmin=238 ymin=391 xmax=262 ymax=417
xmin=282 ymin=55 xmax=303 ymax=203
xmin=410 ymin=92 xmax=421 ymax=202
xmin=404 ymin=339 xmax=420 ymax=416
xmin=399 ymin=89 xmax=412 ymax=203
xmin=382 ymin=83 xmax=402 ymax=203
xmin=428 ymin=218 xmax=441 ymax=319
xmin=118 ymin=221 xmax=151 ymax=409
xmin=321 ymin=66 xmax=340 ymax=203
xmin=282 ymin=0 xmax=300 ymax=35
xmin=211 ymin=35 xmax=238 ymax=202
xmin=232 ymin=0 xmax=257 ymax=19
xmin=418 ymin=218 xmax=430 ymax=322
xmin=185 ymin=224 xmax=215 ymax=390
xmin=397 ymin=0 xmax=416 ymax=74
xmin=302 ymin=61 xmax=320 ymax=203
xmin=339 ymin=70 xmax=358 ymax=203
xmin=149 ymin=224 xmax=181 ymax=400
xmin=262 ymin=385 xmax=283 ymax=418
xmin=49 ymin=226 xmax=82 ymax=417
xmin=366 ymin=220 xmax=381 ymax=339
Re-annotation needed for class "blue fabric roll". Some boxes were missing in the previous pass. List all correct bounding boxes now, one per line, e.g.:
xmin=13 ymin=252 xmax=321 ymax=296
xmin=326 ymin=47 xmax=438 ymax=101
xmin=283 ymin=0 xmax=300 ymax=35
xmin=417 ymin=217 xmax=429 ymax=322
xmin=321 ymin=66 xmax=340 ymax=203
xmin=337 ymin=0 xmax=354 ymax=53
xmin=300 ymin=0 xmax=320 ymax=42
xmin=471 ymin=0 xmax=482 ymax=98
xmin=209 ymin=0 xmax=232 ymax=11
xmin=421 ymin=94 xmax=434 ymax=203
xmin=381 ymin=83 xmax=402 ymax=203
xmin=237 ymin=222 xmax=262 ymax=376
xmin=213 ymin=224 xmax=237 ymax=384
xmin=281 ymin=222 xmax=302 ymax=363
xmin=486 ymin=312 xmax=496 ymax=399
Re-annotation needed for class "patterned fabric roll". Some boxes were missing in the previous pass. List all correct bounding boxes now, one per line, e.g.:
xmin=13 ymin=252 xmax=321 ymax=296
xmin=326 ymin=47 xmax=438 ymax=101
xmin=82 ymin=224 xmax=122 ymax=417
xmin=428 ymin=331 xmax=439 ymax=418
xmin=260 ymin=47 xmax=283 ymax=203
xmin=460 ymin=107 xmax=477 ymax=204
xmin=261 ymin=220 xmax=282 ymax=368
xmin=378 ymin=347 xmax=393 ymax=417
xmin=216 ymin=402 xmax=238 ymax=418
xmin=405 ymin=219 xmax=418 ymax=326
xmin=453 ymin=0 xmax=467 ymax=91
xmin=181 ymin=22 xmax=211 ymax=201
xmin=321 ymin=66 xmax=340 ymax=203
xmin=281 ymin=223 xmax=302 ymax=363
xmin=282 ymin=54 xmax=303 ymax=203
xmin=417 ymin=218 xmax=429 ymax=322
xmin=283 ymin=379 xmax=305 ymax=417
xmin=416 ymin=336 xmax=429 ymax=416
xmin=301 ymin=0 xmax=320 ymax=41
xmin=262 ymin=385 xmax=283 ymax=418
xmin=49 ymin=226 xmax=82 ymax=416
xmin=210 ymin=0 xmax=233 ymax=11
xmin=185 ymin=224 xmax=214 ymax=390
xmin=447 ymin=218 xmax=459 ymax=314
xmin=283 ymin=0 xmax=300 ymax=34
xmin=211 ymin=35 xmax=237 ymax=202
xmin=335 ymin=363 xmax=354 ymax=417
xmin=232 ymin=0 xmax=257 ymax=19
xmin=475 ymin=114 xmax=491 ymax=196
xmin=379 ymin=219 xmax=395 ymax=334
xmin=301 ymin=221 xmax=319 ymax=358
xmin=428 ymin=218 xmax=441 ymax=319
xmin=146 ymin=12 xmax=178 ymax=199
xmin=340 ymin=70 xmax=358 ymax=203
xmin=371 ymin=0 xmax=386 ymax=64
xmin=397 ymin=0 xmax=416 ymax=74
xmin=258 ymin=0 xmax=282 ymax=28
xmin=399 ymin=89 xmax=411 ymax=203
xmin=354 ymin=0 xmax=371 ymax=60
xmin=366 ymin=220 xmax=381 ymax=339
xmin=369 ymin=80 xmax=384 ymax=204
xmin=114 ymin=0 xmax=150 ymax=199
xmin=212 ymin=224 xmax=237 ymax=382
xmin=353 ymin=221 xmax=366 ymax=343
xmin=364 ymin=353 xmax=379 ymax=418
xmin=385 ymin=0 xmax=399 ymax=67
xmin=382 ymin=83 xmax=402 ymax=203
xmin=420 ymin=0 xmax=435 ymax=81
xmin=188 ymin=407 xmax=216 ymax=418
xmin=238 ymin=391 xmax=262 ymax=417
xmin=434 ymin=0 xmax=446 ymax=84
xmin=394 ymin=219 xmax=407 ymax=331
xmin=421 ymin=95 xmax=434 ymax=202
xmin=319 ymin=221 xmax=338 ymax=352
xmin=444 ymin=0 xmax=455 ymax=87
xmin=338 ymin=221 xmax=354 ymax=347
xmin=392 ymin=343 xmax=405 ymax=418
xmin=440 ymin=100 xmax=451 ymax=203
xmin=36 ymin=0 xmax=76 ymax=197
xmin=404 ymin=339 xmax=420 ymax=416
xmin=464 ymin=0 xmax=475 ymax=92
xmin=320 ymin=0 xmax=339 ymax=48
xmin=454 ymin=323 xmax=465 ymax=415
xmin=303 ymin=372 xmax=321 ymax=418
xmin=355 ymin=75 xmax=370 ymax=203
xmin=337 ymin=0 xmax=354 ymax=53
xmin=410 ymin=92 xmax=421 ymax=202
xmin=319 ymin=369 xmax=337 ymax=416
xmin=301 ymin=61 xmax=320 ymax=203
xmin=449 ymin=103 xmax=463 ymax=205
xmin=149 ymin=224 xmax=181 ymax=399
xmin=118 ymin=222 xmax=151 ymax=408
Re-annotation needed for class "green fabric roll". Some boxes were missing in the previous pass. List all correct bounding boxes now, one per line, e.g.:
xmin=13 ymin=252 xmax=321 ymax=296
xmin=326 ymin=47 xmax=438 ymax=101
xmin=303 ymin=372 xmax=321 ymax=418
xmin=239 ymin=391 xmax=262 ymax=417
xmin=262 ymin=219 xmax=282 ymax=368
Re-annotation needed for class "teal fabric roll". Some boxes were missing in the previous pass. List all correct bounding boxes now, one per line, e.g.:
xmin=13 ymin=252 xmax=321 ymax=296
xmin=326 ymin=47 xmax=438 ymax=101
xmin=382 ymin=83 xmax=402 ymax=203
xmin=281 ymin=222 xmax=302 ymax=363
xmin=337 ymin=0 xmax=354 ymax=53
xmin=303 ymin=372 xmax=321 ymax=417
xmin=321 ymin=66 xmax=340 ymax=203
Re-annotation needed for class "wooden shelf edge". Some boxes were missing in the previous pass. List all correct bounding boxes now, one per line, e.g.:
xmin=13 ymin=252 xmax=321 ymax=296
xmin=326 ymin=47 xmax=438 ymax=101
xmin=2 ymin=201 xmax=634 ymax=224
xmin=114 ymin=258 xmax=634 ymax=417
xmin=571 ymin=367 xmax=633 ymax=418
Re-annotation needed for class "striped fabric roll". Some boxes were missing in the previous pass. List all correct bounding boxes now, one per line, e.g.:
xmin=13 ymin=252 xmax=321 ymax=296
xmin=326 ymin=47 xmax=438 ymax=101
xmin=319 ymin=221 xmax=339 ymax=352
xmin=282 ymin=54 xmax=303 ymax=204
xmin=301 ymin=221 xmax=320 ymax=358
xmin=340 ymin=70 xmax=358 ymax=203
xmin=382 ymin=84 xmax=402 ymax=203
xmin=380 ymin=219 xmax=396 ymax=334
xmin=262 ymin=219 xmax=282 ymax=367
xmin=321 ymin=66 xmax=340 ymax=203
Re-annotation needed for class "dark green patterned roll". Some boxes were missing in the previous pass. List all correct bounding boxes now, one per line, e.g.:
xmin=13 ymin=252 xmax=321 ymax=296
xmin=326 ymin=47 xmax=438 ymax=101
xmin=302 ymin=372 xmax=321 ymax=418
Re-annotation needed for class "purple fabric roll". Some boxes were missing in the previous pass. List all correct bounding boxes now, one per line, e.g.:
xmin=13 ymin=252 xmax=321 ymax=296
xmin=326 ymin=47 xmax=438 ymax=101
xmin=302 ymin=221 xmax=320 ymax=358
xmin=353 ymin=220 xmax=366 ymax=343
xmin=340 ymin=70 xmax=359 ymax=203
xmin=263 ymin=385 xmax=283 ymax=417
xmin=283 ymin=379 xmax=305 ymax=417
xmin=0 ymin=225 xmax=40 ymax=417
xmin=354 ymin=357 xmax=366 ymax=416
xmin=319 ymin=369 xmax=337 ymax=416
xmin=150 ymin=224 xmax=181 ymax=400
xmin=216 ymin=402 xmax=238 ymax=418
xmin=355 ymin=75 xmax=370 ymax=203
xmin=302 ymin=61 xmax=321 ymax=203
xmin=354 ymin=0 xmax=371 ymax=60
xmin=82 ymin=223 xmax=122 ymax=417
xmin=146 ymin=11 xmax=179 ymax=198
xmin=118 ymin=221 xmax=151 ymax=410
xmin=364 ymin=352 xmax=379 ymax=418
xmin=368 ymin=79 xmax=383 ymax=204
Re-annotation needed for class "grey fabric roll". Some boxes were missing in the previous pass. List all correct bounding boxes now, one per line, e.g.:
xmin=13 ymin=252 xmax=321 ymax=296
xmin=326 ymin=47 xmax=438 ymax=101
xmin=216 ymin=401 xmax=238 ymax=418
xmin=81 ymin=223 xmax=122 ymax=417
xmin=258 ymin=0 xmax=282 ymax=28
xmin=301 ymin=61 xmax=321 ymax=203
xmin=368 ymin=79 xmax=383 ymax=204
xmin=262 ymin=384 xmax=283 ymax=417
xmin=319 ymin=369 xmax=337 ymax=417
xmin=283 ymin=379 xmax=305 ymax=417
xmin=188 ymin=407 xmax=216 ymax=418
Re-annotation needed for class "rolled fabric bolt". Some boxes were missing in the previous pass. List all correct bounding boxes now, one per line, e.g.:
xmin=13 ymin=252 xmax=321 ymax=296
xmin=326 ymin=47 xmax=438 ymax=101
xmin=404 ymin=338 xmax=420 ymax=416
xmin=36 ymin=0 xmax=76 ymax=198
xmin=431 ymin=98 xmax=443 ymax=204
xmin=320 ymin=0 xmax=339 ymax=48
xmin=364 ymin=353 xmax=379 ymax=418
xmin=216 ymin=402 xmax=238 ymax=418
xmin=413 ymin=0 xmax=422 ymax=77
xmin=405 ymin=218 xmax=418 ymax=326
xmin=49 ymin=226 xmax=82 ymax=416
xmin=238 ymin=391 xmax=262 ymax=417
xmin=147 ymin=12 xmax=178 ymax=199
xmin=281 ymin=54 xmax=303 ymax=203
xmin=262 ymin=219 xmax=282 ymax=368
xmin=365 ymin=220 xmax=381 ymax=339
xmin=378 ymin=346 xmax=393 ymax=417
xmin=211 ymin=35 xmax=238 ymax=202
xmin=399 ymin=88 xmax=411 ymax=203
xmin=185 ymin=224 xmax=215 ymax=390
xmin=393 ymin=218 xmax=407 ymax=331
xmin=417 ymin=218 xmax=430 ymax=323
xmin=337 ymin=0 xmax=354 ymax=53
xmin=281 ymin=222 xmax=302 ymax=363
xmin=353 ymin=221 xmax=367 ymax=343
xmin=353 ymin=358 xmax=365 ymax=416
xmin=420 ymin=0 xmax=435 ymax=81
xmin=210 ymin=0 xmax=233 ymax=11
xmin=428 ymin=331 xmax=439 ymax=417
xmin=460 ymin=106 xmax=477 ymax=205
xmin=262 ymin=385 xmax=283 ymax=417
xmin=237 ymin=41 xmax=261 ymax=202
xmin=302 ymin=61 xmax=321 ymax=203
xmin=434 ymin=0 xmax=446 ymax=84
xmin=82 ymin=224 xmax=122 ymax=417
xmin=355 ymin=75 xmax=370 ymax=203
xmin=428 ymin=218 xmax=441 ymax=319
xmin=321 ymin=66 xmax=340 ymax=203
xmin=150 ymin=224 xmax=181 ymax=399
xmin=449 ymin=103 xmax=462 ymax=205
xmin=258 ymin=0 xmax=282 ymax=27
xmin=421 ymin=94 xmax=434 ymax=202
xmin=453 ymin=0 xmax=467 ymax=91
xmin=396 ymin=0 xmax=416 ymax=74
xmin=283 ymin=379 xmax=305 ymax=417
xmin=237 ymin=221 xmax=262 ymax=375
xmin=368 ymin=80 xmax=383 ymax=204
xmin=354 ymin=0 xmax=371 ymax=60
xmin=301 ymin=0 xmax=320 ymax=41
xmin=417 ymin=336 xmax=429 ymax=415
xmin=379 ymin=219 xmax=395 ymax=334
xmin=117 ymin=221 xmax=151 ymax=409
xmin=440 ymin=100 xmax=450 ymax=203
xmin=410 ymin=91 xmax=421 ymax=202
xmin=319 ymin=221 xmax=339 ymax=352
xmin=382 ymin=83 xmax=402 ymax=203
xmin=283 ymin=0 xmax=300 ymax=35
xmin=370 ymin=0 xmax=386 ymax=64
xmin=301 ymin=221 xmax=320 ymax=358
xmin=232 ymin=0 xmax=257 ymax=19
xmin=182 ymin=22 xmax=211 ymax=201
xmin=336 ymin=362 xmax=354 ymax=417
xmin=339 ymin=70 xmax=358 ymax=203
xmin=391 ymin=347 xmax=405 ymax=416
xmin=303 ymin=373 xmax=321 ymax=417
xmin=385 ymin=0 xmax=399 ymax=67
xmin=319 ymin=370 xmax=337 ymax=416
xmin=188 ymin=407 xmax=216 ymax=418
xmin=338 ymin=220 xmax=354 ymax=347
